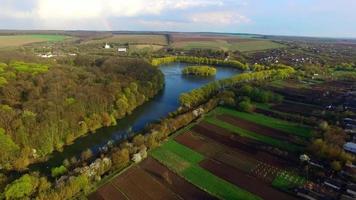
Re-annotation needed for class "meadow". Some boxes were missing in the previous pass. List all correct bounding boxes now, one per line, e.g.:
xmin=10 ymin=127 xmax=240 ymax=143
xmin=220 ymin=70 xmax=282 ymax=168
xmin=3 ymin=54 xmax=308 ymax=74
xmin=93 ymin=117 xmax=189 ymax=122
xmin=0 ymin=34 xmax=69 ymax=48
xmin=172 ymin=39 xmax=285 ymax=52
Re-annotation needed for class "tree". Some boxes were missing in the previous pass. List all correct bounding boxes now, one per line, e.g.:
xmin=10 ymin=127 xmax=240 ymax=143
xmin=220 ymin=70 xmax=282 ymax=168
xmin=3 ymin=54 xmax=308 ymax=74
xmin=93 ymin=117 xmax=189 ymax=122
xmin=112 ymin=148 xmax=130 ymax=169
xmin=331 ymin=161 xmax=342 ymax=171
xmin=237 ymin=100 xmax=255 ymax=113
xmin=80 ymin=149 xmax=93 ymax=161
xmin=0 ymin=128 xmax=19 ymax=166
xmin=133 ymin=134 xmax=145 ymax=147
xmin=5 ymin=174 xmax=39 ymax=200
xmin=51 ymin=165 xmax=67 ymax=178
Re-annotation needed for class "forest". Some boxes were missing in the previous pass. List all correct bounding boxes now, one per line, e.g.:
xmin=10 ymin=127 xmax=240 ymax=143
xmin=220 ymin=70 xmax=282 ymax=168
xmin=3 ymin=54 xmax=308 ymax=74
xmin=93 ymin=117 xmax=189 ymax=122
xmin=0 ymin=54 xmax=164 ymax=171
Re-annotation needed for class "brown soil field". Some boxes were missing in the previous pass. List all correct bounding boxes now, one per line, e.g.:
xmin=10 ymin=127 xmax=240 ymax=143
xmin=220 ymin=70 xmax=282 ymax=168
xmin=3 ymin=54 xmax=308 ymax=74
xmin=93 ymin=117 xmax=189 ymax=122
xmin=217 ymin=114 xmax=303 ymax=144
xmin=175 ymin=131 xmax=258 ymax=172
xmin=111 ymin=165 xmax=180 ymax=200
xmin=88 ymin=183 xmax=128 ymax=200
xmin=140 ymin=157 xmax=218 ymax=200
xmin=271 ymin=102 xmax=319 ymax=117
xmin=200 ymin=159 xmax=299 ymax=200
xmin=175 ymin=131 xmax=225 ymax=157
xmin=193 ymin=122 xmax=294 ymax=167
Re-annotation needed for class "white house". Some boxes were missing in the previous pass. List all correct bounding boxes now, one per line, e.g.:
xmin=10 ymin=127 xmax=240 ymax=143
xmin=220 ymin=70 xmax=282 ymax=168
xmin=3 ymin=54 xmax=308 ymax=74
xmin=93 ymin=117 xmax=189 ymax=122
xmin=104 ymin=43 xmax=111 ymax=49
xmin=118 ymin=47 xmax=127 ymax=52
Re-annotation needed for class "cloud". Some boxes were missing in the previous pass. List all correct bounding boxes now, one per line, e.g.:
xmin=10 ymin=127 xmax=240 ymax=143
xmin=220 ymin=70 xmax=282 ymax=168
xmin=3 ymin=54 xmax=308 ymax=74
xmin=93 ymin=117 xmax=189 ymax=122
xmin=190 ymin=11 xmax=251 ymax=25
xmin=35 ymin=0 xmax=226 ymax=20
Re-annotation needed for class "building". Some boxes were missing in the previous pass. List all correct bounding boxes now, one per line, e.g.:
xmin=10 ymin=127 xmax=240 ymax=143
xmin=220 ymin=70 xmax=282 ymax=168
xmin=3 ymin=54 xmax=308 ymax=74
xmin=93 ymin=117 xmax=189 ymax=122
xmin=104 ymin=43 xmax=111 ymax=49
xmin=344 ymin=142 xmax=356 ymax=154
xmin=118 ymin=47 xmax=127 ymax=52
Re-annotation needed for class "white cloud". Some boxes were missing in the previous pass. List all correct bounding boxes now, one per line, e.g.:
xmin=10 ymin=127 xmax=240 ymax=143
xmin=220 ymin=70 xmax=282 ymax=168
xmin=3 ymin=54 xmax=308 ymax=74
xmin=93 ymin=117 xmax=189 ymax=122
xmin=190 ymin=11 xmax=251 ymax=25
xmin=34 ymin=0 xmax=226 ymax=20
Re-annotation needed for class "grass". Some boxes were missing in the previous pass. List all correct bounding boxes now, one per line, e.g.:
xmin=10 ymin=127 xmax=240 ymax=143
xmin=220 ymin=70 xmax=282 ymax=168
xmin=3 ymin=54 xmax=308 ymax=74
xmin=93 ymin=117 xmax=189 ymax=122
xmin=272 ymin=171 xmax=306 ymax=191
xmin=9 ymin=61 xmax=49 ymax=74
xmin=214 ymin=107 xmax=313 ymax=139
xmin=85 ymin=34 xmax=168 ymax=45
xmin=205 ymin=116 xmax=303 ymax=153
xmin=172 ymin=39 xmax=285 ymax=52
xmin=0 ymin=34 xmax=69 ymax=47
xmin=151 ymin=140 xmax=261 ymax=200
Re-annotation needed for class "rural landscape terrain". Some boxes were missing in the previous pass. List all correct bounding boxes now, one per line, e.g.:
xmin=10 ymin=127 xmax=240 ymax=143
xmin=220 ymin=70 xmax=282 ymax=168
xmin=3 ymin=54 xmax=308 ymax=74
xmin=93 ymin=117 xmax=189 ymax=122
xmin=0 ymin=29 xmax=355 ymax=200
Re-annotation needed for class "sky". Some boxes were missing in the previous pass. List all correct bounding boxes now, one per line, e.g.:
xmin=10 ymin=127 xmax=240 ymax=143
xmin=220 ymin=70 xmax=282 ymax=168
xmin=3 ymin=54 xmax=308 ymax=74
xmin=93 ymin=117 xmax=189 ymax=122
xmin=0 ymin=0 xmax=355 ymax=38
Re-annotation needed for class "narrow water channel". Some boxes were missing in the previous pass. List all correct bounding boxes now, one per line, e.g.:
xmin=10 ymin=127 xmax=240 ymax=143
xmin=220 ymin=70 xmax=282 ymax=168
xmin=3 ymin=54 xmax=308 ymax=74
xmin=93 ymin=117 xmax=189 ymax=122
xmin=28 ymin=62 xmax=240 ymax=173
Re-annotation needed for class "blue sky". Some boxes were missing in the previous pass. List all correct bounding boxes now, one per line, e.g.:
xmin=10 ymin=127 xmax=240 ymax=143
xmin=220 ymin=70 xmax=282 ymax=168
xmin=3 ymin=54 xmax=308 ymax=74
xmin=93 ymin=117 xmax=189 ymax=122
xmin=0 ymin=0 xmax=355 ymax=38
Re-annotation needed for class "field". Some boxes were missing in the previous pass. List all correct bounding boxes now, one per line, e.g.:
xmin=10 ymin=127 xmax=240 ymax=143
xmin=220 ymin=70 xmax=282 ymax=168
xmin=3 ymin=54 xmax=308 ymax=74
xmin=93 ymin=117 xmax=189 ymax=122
xmin=170 ymin=34 xmax=285 ymax=52
xmin=0 ymin=34 xmax=69 ymax=48
xmin=90 ymin=106 xmax=311 ymax=200
xmin=84 ymin=34 xmax=168 ymax=45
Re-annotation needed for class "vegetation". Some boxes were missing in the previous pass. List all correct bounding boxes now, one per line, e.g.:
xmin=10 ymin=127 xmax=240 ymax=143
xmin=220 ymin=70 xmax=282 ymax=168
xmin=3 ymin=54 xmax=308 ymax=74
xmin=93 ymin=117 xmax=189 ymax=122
xmin=0 ymin=56 xmax=164 ymax=171
xmin=182 ymin=65 xmax=217 ymax=76
xmin=151 ymin=56 xmax=248 ymax=70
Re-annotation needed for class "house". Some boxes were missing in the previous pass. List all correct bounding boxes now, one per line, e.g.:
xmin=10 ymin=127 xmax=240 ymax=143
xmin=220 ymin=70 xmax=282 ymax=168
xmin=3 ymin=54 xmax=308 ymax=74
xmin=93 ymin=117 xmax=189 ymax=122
xmin=118 ymin=47 xmax=127 ymax=52
xmin=104 ymin=43 xmax=111 ymax=49
xmin=344 ymin=142 xmax=356 ymax=154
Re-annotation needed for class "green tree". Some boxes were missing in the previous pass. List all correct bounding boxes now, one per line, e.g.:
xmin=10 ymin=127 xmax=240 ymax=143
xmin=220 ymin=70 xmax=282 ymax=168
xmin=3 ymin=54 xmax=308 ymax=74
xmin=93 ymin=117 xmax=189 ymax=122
xmin=4 ymin=174 xmax=39 ymax=200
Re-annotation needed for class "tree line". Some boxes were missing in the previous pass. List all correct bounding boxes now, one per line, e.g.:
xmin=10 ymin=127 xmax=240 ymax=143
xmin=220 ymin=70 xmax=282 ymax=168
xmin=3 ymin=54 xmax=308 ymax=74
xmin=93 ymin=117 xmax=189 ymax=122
xmin=182 ymin=66 xmax=217 ymax=76
xmin=179 ymin=65 xmax=295 ymax=108
xmin=151 ymin=56 xmax=248 ymax=70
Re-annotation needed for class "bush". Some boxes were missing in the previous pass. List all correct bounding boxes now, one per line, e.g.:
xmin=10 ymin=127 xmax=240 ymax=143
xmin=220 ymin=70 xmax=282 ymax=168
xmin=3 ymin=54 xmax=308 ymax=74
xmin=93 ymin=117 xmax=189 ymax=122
xmin=51 ymin=165 xmax=67 ymax=178
xmin=237 ymin=100 xmax=255 ymax=113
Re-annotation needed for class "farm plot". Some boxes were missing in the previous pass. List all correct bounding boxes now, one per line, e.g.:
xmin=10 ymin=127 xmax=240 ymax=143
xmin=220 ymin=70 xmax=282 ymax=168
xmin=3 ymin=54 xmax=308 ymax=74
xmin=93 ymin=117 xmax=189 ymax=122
xmin=89 ymin=165 xmax=181 ymax=200
xmin=171 ymin=34 xmax=285 ymax=52
xmin=173 ymin=125 xmax=302 ymax=199
xmin=110 ymin=165 xmax=179 ymax=200
xmin=200 ymin=159 xmax=299 ymax=200
xmin=0 ymin=34 xmax=69 ymax=48
xmin=205 ymin=116 xmax=304 ymax=153
xmin=217 ymin=114 xmax=305 ymax=145
xmin=271 ymin=101 xmax=322 ymax=117
xmin=84 ymin=34 xmax=168 ymax=45
xmin=192 ymin=122 xmax=295 ymax=167
xmin=151 ymin=140 xmax=261 ymax=200
xmin=213 ymin=107 xmax=313 ymax=139
xmin=140 ymin=157 xmax=218 ymax=200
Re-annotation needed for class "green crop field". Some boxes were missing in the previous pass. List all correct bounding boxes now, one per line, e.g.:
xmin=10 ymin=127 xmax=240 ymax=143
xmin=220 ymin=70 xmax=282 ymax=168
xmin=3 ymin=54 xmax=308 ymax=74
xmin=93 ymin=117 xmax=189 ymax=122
xmin=151 ymin=140 xmax=261 ymax=200
xmin=84 ymin=34 xmax=168 ymax=45
xmin=214 ymin=107 xmax=313 ymax=139
xmin=205 ymin=116 xmax=303 ymax=153
xmin=0 ymin=34 xmax=69 ymax=48
xmin=172 ymin=39 xmax=285 ymax=52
